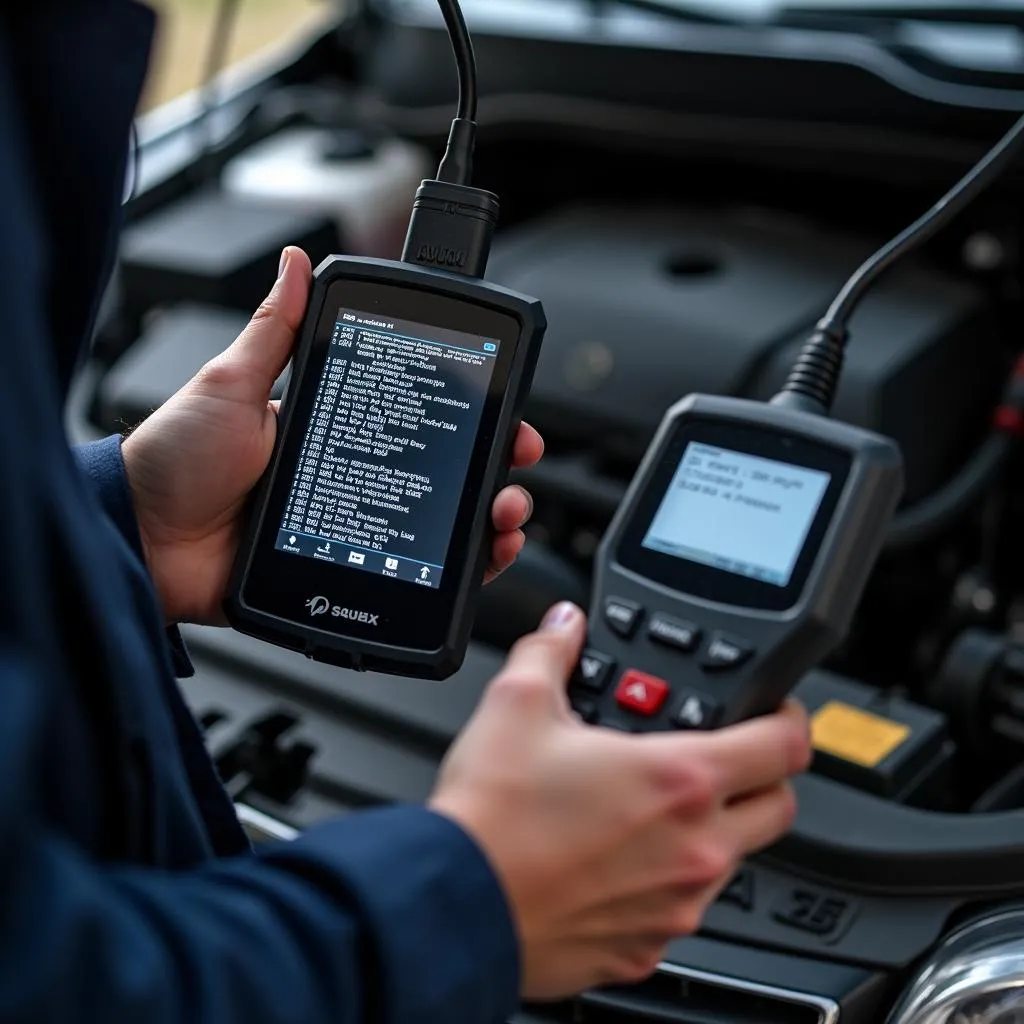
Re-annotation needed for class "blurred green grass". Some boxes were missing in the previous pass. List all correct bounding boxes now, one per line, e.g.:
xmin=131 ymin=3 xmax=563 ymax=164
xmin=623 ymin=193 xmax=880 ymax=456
xmin=142 ymin=0 xmax=331 ymax=110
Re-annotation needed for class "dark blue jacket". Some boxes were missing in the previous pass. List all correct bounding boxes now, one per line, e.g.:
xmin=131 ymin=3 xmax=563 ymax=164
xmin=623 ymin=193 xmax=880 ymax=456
xmin=0 ymin=3 xmax=518 ymax=1021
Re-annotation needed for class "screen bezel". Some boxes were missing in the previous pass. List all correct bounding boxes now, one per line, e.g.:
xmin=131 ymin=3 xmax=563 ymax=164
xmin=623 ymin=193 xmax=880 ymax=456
xmin=240 ymin=277 xmax=523 ymax=652
xmin=616 ymin=417 xmax=852 ymax=612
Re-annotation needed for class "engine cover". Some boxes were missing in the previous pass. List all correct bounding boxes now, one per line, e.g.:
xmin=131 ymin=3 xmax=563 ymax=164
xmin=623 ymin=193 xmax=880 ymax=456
xmin=487 ymin=205 xmax=1001 ymax=503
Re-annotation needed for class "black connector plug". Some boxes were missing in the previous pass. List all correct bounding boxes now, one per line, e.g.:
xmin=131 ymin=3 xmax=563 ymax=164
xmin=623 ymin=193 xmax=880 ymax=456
xmin=400 ymin=179 xmax=500 ymax=279
xmin=396 ymin=1 xmax=498 ymax=278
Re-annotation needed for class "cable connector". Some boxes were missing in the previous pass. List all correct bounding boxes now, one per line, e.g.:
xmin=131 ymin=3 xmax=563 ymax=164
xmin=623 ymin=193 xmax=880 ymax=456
xmin=436 ymin=118 xmax=476 ymax=186
xmin=770 ymin=319 xmax=848 ymax=417
xmin=400 ymin=179 xmax=500 ymax=280
xmin=397 ymin=1 xmax=494 ymax=276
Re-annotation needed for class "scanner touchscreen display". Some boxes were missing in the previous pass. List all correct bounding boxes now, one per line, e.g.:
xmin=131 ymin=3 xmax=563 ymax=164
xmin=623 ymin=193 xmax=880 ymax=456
xmin=276 ymin=307 xmax=499 ymax=590
xmin=643 ymin=441 xmax=830 ymax=588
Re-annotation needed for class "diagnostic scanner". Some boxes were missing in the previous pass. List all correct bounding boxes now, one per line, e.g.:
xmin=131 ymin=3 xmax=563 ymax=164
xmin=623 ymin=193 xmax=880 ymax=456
xmin=226 ymin=257 xmax=544 ymax=677
xmin=569 ymin=394 xmax=902 ymax=729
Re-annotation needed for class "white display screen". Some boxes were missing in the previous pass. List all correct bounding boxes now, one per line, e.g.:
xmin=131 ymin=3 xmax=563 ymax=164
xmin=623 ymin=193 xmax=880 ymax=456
xmin=642 ymin=442 xmax=832 ymax=588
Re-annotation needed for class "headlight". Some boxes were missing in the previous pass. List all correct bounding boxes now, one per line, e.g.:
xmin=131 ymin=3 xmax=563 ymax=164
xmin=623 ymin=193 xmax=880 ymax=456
xmin=888 ymin=908 xmax=1024 ymax=1024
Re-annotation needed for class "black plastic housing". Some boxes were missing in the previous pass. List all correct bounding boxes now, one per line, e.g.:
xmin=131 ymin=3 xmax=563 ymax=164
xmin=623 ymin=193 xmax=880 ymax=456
xmin=362 ymin=0 xmax=1024 ymax=177
xmin=794 ymin=670 xmax=953 ymax=804
xmin=96 ymin=304 xmax=289 ymax=434
xmin=118 ymin=191 xmax=340 ymax=315
xmin=486 ymin=205 xmax=998 ymax=506
xmin=224 ymin=255 xmax=546 ymax=679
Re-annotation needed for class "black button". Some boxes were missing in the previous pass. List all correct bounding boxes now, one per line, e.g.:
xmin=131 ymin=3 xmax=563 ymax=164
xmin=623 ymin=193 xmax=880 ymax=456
xmin=571 ymin=698 xmax=599 ymax=724
xmin=572 ymin=650 xmax=616 ymax=693
xmin=604 ymin=598 xmax=643 ymax=638
xmin=673 ymin=692 xmax=722 ymax=730
xmin=772 ymin=887 xmax=855 ymax=938
xmin=701 ymin=631 xmax=754 ymax=672
xmin=649 ymin=614 xmax=701 ymax=652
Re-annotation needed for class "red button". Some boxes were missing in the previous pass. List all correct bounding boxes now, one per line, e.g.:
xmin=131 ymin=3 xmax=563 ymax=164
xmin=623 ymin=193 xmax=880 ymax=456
xmin=615 ymin=670 xmax=670 ymax=716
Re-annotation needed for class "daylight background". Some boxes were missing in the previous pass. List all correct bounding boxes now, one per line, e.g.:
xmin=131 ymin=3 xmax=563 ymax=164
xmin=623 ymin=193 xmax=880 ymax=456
xmin=144 ymin=0 xmax=333 ymax=110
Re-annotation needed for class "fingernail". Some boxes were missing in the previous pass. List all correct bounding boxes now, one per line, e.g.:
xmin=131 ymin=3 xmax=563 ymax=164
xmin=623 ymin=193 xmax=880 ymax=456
xmin=516 ymin=485 xmax=534 ymax=527
xmin=278 ymin=247 xmax=290 ymax=278
xmin=541 ymin=602 xmax=578 ymax=630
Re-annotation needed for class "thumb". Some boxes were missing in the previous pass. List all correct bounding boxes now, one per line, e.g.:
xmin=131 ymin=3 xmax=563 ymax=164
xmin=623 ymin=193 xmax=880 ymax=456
xmin=226 ymin=246 xmax=313 ymax=397
xmin=491 ymin=602 xmax=586 ymax=715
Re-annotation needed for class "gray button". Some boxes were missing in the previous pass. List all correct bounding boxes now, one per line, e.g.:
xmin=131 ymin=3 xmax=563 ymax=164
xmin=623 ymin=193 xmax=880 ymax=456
xmin=649 ymin=614 xmax=701 ymax=652
xmin=701 ymin=631 xmax=754 ymax=672
xmin=604 ymin=598 xmax=643 ymax=638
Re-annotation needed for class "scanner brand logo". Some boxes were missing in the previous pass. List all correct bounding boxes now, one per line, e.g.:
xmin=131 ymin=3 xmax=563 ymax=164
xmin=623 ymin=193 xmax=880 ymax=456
xmin=417 ymin=244 xmax=466 ymax=269
xmin=335 ymin=608 xmax=380 ymax=626
xmin=305 ymin=596 xmax=379 ymax=626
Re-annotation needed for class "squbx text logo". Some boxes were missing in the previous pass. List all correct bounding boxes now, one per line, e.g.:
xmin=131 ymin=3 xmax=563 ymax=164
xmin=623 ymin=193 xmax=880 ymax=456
xmin=305 ymin=596 xmax=379 ymax=625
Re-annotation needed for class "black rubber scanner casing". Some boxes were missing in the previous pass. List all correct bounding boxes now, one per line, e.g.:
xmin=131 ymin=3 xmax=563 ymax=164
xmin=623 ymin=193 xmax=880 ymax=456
xmin=225 ymin=255 xmax=546 ymax=679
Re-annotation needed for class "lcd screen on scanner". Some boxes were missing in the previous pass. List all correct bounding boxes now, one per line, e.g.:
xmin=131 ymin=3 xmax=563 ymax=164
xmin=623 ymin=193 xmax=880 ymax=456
xmin=275 ymin=306 xmax=500 ymax=590
xmin=643 ymin=442 xmax=831 ymax=587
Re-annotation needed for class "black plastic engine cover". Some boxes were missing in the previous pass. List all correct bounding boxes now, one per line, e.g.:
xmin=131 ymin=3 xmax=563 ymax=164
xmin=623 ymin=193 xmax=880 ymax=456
xmin=486 ymin=205 xmax=1000 ymax=504
xmin=176 ymin=623 xmax=976 ymax=1024
xmin=178 ymin=625 xmax=973 ymax=974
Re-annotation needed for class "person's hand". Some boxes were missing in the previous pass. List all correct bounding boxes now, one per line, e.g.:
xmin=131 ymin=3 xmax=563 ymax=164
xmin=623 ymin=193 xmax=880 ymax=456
xmin=121 ymin=247 xmax=544 ymax=626
xmin=429 ymin=602 xmax=811 ymax=1002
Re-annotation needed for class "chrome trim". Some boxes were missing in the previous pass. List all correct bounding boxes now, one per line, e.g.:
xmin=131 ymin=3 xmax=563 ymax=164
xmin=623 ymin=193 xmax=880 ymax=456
xmin=235 ymin=803 xmax=301 ymax=844
xmin=886 ymin=906 xmax=1024 ymax=1024
xmin=655 ymin=960 xmax=841 ymax=1023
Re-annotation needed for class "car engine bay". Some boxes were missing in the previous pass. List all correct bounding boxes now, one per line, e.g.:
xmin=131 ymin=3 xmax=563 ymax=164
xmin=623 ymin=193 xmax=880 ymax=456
xmin=71 ymin=1 xmax=1024 ymax=1018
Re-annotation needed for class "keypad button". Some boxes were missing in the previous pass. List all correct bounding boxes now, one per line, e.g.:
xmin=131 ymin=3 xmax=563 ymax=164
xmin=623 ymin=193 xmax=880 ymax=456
xmin=701 ymin=631 xmax=754 ymax=672
xmin=649 ymin=614 xmax=701 ymax=652
xmin=571 ymin=698 xmax=599 ymax=724
xmin=673 ymin=692 xmax=722 ymax=730
xmin=604 ymin=598 xmax=643 ymax=638
xmin=615 ymin=670 xmax=670 ymax=716
xmin=572 ymin=650 xmax=616 ymax=693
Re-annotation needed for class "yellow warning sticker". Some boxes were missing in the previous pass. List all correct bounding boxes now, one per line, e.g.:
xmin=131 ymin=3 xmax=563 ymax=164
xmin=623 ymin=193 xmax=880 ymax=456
xmin=810 ymin=701 xmax=911 ymax=768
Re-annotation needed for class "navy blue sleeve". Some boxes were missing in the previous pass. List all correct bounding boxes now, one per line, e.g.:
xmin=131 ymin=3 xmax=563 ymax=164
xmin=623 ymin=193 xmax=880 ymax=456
xmin=65 ymin=445 xmax=522 ymax=1020
xmin=1 ymin=7 xmax=523 ymax=1015
xmin=0 ymin=647 xmax=520 ymax=1022
xmin=73 ymin=435 xmax=194 ymax=678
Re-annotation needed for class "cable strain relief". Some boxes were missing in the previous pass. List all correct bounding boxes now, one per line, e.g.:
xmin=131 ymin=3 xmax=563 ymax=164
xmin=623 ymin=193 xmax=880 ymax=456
xmin=436 ymin=118 xmax=476 ymax=186
xmin=771 ymin=319 xmax=847 ymax=417
xmin=401 ymin=179 xmax=500 ymax=279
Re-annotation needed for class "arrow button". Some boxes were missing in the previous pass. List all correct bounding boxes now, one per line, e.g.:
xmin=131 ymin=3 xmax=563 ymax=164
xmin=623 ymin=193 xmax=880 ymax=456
xmin=672 ymin=692 xmax=721 ymax=731
xmin=615 ymin=670 xmax=670 ymax=717
xmin=571 ymin=650 xmax=615 ymax=693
